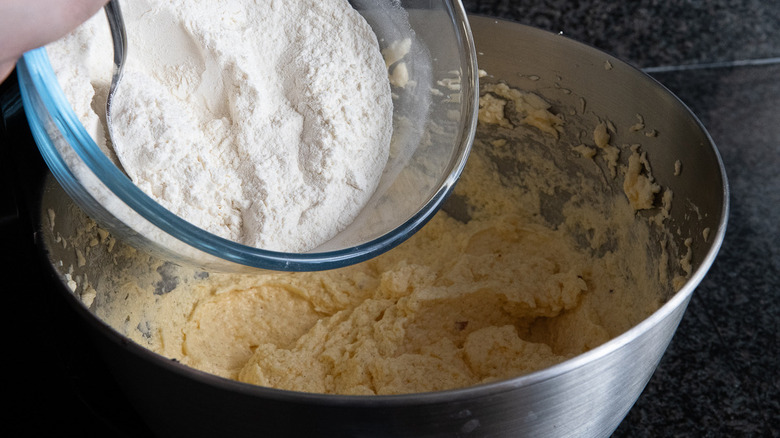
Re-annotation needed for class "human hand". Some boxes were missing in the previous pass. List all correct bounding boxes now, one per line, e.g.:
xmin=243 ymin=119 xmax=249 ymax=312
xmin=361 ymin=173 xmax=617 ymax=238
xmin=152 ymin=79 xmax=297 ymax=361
xmin=0 ymin=0 xmax=109 ymax=82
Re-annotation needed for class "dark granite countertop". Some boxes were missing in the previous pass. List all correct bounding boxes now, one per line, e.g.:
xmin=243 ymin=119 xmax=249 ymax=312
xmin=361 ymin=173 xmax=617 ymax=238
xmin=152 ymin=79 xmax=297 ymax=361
xmin=1 ymin=1 xmax=777 ymax=437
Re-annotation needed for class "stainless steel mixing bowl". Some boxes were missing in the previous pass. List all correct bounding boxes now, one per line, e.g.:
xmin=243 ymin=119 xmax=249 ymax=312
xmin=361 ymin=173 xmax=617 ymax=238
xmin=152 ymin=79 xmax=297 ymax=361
xmin=36 ymin=15 xmax=728 ymax=437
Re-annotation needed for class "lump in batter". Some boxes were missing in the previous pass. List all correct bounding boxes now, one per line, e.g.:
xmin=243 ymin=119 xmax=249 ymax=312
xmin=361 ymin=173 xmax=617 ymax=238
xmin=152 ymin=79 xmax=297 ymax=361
xmin=623 ymin=145 xmax=662 ymax=211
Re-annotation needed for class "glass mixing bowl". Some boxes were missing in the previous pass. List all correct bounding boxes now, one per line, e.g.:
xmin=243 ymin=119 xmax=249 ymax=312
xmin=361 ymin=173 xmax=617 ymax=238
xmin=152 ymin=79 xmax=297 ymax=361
xmin=16 ymin=0 xmax=478 ymax=272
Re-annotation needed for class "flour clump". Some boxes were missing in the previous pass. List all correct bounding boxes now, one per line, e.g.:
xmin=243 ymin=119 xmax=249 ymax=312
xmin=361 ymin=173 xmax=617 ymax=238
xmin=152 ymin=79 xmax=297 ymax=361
xmin=47 ymin=0 xmax=393 ymax=252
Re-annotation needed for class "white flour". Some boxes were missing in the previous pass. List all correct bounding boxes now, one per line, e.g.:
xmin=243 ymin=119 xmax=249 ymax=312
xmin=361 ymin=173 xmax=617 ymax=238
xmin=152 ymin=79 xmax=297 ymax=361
xmin=48 ymin=0 xmax=393 ymax=252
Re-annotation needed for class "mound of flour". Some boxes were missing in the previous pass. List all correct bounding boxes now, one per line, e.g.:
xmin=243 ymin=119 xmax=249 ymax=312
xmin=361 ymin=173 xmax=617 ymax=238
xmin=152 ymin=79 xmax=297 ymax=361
xmin=48 ymin=0 xmax=392 ymax=252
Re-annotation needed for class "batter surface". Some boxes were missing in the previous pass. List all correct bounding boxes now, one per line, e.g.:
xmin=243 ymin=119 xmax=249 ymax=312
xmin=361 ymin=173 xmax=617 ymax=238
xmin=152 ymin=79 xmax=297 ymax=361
xmin=61 ymin=82 xmax=675 ymax=395
xmin=47 ymin=77 xmax=690 ymax=395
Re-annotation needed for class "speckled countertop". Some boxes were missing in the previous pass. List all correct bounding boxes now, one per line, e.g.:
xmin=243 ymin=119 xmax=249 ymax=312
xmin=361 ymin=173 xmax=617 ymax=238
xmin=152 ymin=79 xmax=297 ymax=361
xmin=1 ymin=1 xmax=777 ymax=437
xmin=463 ymin=1 xmax=779 ymax=436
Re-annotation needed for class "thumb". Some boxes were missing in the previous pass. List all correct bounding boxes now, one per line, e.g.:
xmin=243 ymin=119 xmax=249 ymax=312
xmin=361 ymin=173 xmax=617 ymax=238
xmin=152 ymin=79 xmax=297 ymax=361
xmin=0 ymin=0 xmax=109 ymax=81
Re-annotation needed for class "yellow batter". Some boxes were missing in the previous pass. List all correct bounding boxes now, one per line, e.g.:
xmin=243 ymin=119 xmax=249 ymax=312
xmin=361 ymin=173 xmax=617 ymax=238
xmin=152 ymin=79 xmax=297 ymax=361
xmin=61 ymin=83 xmax=680 ymax=396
